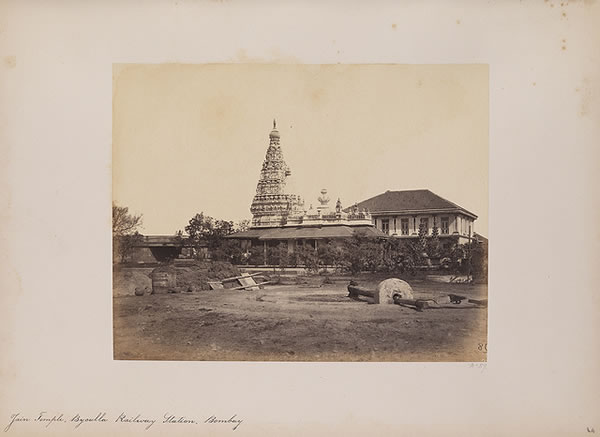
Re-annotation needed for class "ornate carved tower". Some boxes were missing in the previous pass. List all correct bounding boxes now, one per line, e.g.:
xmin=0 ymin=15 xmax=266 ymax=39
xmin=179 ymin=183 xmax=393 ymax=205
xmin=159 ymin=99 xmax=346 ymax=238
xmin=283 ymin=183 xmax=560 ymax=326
xmin=250 ymin=120 xmax=304 ymax=227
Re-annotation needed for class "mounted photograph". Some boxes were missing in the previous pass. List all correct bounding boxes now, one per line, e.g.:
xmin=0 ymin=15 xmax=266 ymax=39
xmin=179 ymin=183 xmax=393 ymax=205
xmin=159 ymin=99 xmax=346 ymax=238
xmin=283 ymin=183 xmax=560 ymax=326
xmin=112 ymin=63 xmax=489 ymax=362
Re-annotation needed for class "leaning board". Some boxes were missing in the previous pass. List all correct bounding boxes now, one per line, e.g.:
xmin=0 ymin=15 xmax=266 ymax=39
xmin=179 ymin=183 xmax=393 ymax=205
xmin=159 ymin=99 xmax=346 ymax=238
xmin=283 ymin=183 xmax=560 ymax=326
xmin=237 ymin=273 xmax=259 ymax=291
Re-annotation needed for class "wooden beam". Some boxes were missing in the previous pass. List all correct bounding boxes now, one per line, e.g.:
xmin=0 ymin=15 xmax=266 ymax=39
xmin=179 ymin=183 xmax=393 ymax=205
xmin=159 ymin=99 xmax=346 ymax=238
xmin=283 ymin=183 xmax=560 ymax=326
xmin=231 ymin=281 xmax=271 ymax=291
xmin=392 ymin=295 xmax=432 ymax=311
xmin=220 ymin=272 xmax=264 ymax=283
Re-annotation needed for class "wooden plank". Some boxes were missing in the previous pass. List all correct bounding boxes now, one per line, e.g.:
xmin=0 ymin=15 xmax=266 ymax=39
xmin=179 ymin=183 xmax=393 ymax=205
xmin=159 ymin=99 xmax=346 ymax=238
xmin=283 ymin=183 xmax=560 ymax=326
xmin=207 ymin=281 xmax=224 ymax=290
xmin=232 ymin=281 xmax=271 ymax=291
xmin=220 ymin=272 xmax=264 ymax=283
xmin=237 ymin=274 xmax=259 ymax=291
xmin=392 ymin=297 xmax=432 ymax=311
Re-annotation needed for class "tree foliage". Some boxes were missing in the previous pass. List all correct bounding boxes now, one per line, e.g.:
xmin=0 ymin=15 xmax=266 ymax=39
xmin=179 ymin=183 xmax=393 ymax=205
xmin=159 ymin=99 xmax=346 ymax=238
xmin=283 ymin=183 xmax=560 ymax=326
xmin=381 ymin=238 xmax=422 ymax=274
xmin=116 ymin=232 xmax=144 ymax=263
xmin=246 ymin=245 xmax=265 ymax=265
xmin=427 ymin=223 xmax=441 ymax=258
xmin=112 ymin=203 xmax=143 ymax=263
xmin=185 ymin=213 xmax=234 ymax=246
xmin=177 ymin=210 xmax=487 ymax=280
xmin=235 ymin=219 xmax=251 ymax=233
xmin=112 ymin=203 xmax=143 ymax=237
xmin=184 ymin=212 xmax=240 ymax=262
xmin=337 ymin=231 xmax=384 ymax=274
xmin=211 ymin=239 xmax=245 ymax=264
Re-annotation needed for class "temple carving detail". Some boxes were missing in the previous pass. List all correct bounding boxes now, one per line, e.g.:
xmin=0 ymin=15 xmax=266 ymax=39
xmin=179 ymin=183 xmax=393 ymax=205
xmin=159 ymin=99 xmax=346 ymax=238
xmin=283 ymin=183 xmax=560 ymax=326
xmin=250 ymin=120 xmax=305 ymax=227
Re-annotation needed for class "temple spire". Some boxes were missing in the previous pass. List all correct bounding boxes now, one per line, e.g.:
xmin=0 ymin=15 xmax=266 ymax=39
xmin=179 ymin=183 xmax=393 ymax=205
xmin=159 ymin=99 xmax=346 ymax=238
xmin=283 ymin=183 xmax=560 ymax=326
xmin=251 ymin=119 xmax=302 ymax=227
xmin=269 ymin=118 xmax=280 ymax=145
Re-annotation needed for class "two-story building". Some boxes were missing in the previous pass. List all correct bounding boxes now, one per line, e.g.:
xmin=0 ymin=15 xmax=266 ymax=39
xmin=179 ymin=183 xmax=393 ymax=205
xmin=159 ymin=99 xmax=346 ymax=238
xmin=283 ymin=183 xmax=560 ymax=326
xmin=350 ymin=189 xmax=477 ymax=247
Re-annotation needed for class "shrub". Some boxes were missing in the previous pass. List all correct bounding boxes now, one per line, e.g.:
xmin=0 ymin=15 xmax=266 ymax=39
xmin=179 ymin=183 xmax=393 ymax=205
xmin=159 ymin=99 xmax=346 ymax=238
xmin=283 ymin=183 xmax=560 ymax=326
xmin=115 ymin=232 xmax=144 ymax=263
xmin=266 ymin=243 xmax=290 ymax=267
xmin=336 ymin=232 xmax=385 ymax=274
xmin=199 ymin=239 xmax=242 ymax=264
xmin=246 ymin=245 xmax=265 ymax=265
xmin=297 ymin=245 xmax=321 ymax=274
xmin=382 ymin=238 xmax=422 ymax=274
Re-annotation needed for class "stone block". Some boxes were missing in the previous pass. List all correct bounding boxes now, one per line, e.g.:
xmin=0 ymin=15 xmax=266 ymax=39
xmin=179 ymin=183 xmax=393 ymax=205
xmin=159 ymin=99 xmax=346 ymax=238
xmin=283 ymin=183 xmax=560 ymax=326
xmin=375 ymin=278 xmax=414 ymax=304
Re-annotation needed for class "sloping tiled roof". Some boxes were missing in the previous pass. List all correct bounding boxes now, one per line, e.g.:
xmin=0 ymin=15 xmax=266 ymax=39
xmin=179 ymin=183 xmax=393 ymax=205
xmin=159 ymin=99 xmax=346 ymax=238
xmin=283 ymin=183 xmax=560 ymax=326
xmin=223 ymin=228 xmax=268 ymax=239
xmin=349 ymin=190 xmax=477 ymax=218
xmin=227 ymin=225 xmax=386 ymax=240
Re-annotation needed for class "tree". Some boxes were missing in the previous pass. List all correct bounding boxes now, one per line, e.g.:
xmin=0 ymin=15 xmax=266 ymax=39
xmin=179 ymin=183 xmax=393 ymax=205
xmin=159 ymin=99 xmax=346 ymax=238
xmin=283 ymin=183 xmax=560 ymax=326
xmin=426 ymin=222 xmax=441 ymax=258
xmin=235 ymin=219 xmax=251 ymax=233
xmin=297 ymin=245 xmax=321 ymax=274
xmin=112 ymin=203 xmax=143 ymax=263
xmin=266 ymin=242 xmax=291 ymax=269
xmin=112 ymin=203 xmax=143 ymax=237
xmin=337 ymin=231 xmax=385 ymax=274
xmin=209 ymin=240 xmax=243 ymax=264
xmin=382 ymin=238 xmax=415 ymax=273
xmin=185 ymin=212 xmax=237 ymax=261
xmin=316 ymin=241 xmax=337 ymax=269
xmin=462 ymin=241 xmax=487 ymax=280
xmin=117 ymin=232 xmax=144 ymax=263
xmin=185 ymin=213 xmax=234 ymax=244
xmin=246 ymin=245 xmax=265 ymax=265
xmin=418 ymin=221 xmax=428 ymax=249
xmin=173 ymin=229 xmax=185 ymax=246
xmin=447 ymin=244 xmax=466 ymax=273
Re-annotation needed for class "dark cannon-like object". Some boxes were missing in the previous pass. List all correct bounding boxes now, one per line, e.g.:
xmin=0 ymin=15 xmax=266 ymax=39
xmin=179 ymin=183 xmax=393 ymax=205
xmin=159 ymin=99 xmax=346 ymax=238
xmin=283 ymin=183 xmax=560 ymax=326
xmin=348 ymin=280 xmax=487 ymax=311
xmin=348 ymin=278 xmax=414 ymax=304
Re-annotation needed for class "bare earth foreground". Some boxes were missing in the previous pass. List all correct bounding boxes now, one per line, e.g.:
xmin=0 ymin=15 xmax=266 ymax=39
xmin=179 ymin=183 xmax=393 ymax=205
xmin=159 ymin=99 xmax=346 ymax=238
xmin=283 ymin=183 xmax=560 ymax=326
xmin=113 ymin=275 xmax=488 ymax=362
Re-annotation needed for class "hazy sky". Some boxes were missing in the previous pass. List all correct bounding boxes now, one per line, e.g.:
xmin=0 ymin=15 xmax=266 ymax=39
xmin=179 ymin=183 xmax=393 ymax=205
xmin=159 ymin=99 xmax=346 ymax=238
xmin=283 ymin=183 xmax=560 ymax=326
xmin=113 ymin=64 xmax=488 ymax=236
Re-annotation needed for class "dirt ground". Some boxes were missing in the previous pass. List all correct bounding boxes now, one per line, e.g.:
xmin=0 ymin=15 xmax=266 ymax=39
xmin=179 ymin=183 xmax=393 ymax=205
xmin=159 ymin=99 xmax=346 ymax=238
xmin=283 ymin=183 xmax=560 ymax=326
xmin=113 ymin=274 xmax=488 ymax=362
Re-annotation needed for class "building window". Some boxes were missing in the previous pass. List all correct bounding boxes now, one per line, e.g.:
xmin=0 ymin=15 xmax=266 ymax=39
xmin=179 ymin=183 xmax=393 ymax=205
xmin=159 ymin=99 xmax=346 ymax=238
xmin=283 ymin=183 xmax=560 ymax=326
xmin=381 ymin=219 xmax=390 ymax=234
xmin=419 ymin=217 xmax=429 ymax=235
xmin=401 ymin=218 xmax=409 ymax=235
xmin=441 ymin=217 xmax=449 ymax=234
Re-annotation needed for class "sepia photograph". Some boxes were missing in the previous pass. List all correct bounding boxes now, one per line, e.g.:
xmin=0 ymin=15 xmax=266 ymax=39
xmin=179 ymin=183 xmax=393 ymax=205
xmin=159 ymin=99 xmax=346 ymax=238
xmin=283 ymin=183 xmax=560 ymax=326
xmin=3 ymin=0 xmax=599 ymax=435
xmin=112 ymin=64 xmax=488 ymax=362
